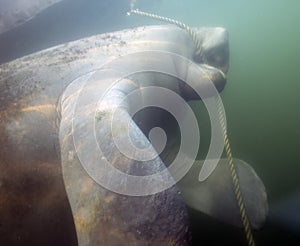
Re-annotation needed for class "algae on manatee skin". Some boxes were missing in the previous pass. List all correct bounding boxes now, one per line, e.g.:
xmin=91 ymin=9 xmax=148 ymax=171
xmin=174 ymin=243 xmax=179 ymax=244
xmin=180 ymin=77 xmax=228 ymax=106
xmin=95 ymin=110 xmax=109 ymax=121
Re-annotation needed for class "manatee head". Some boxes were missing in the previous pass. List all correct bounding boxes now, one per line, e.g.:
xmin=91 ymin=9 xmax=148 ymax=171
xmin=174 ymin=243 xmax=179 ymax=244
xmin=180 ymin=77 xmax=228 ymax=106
xmin=193 ymin=27 xmax=229 ymax=73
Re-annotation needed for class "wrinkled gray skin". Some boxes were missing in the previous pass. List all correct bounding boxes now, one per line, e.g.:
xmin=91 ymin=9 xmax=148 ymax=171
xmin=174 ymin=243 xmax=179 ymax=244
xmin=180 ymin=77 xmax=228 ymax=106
xmin=0 ymin=25 xmax=228 ymax=245
xmin=0 ymin=0 xmax=64 ymax=34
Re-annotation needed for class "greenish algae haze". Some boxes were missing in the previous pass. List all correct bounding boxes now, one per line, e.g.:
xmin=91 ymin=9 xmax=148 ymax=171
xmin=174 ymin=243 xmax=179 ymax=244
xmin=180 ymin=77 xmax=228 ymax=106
xmin=0 ymin=0 xmax=299 ymax=245
xmin=143 ymin=0 xmax=300 ymax=244
xmin=167 ymin=0 xmax=300 ymax=199
xmin=160 ymin=0 xmax=300 ymax=200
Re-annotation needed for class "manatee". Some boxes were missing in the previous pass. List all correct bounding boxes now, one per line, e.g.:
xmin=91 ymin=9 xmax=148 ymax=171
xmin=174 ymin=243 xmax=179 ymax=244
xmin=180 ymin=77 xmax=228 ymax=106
xmin=0 ymin=25 xmax=266 ymax=245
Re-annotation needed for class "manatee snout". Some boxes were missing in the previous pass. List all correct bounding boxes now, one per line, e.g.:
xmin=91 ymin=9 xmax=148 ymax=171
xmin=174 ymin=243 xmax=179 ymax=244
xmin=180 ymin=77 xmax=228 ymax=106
xmin=178 ymin=27 xmax=229 ymax=101
xmin=194 ymin=27 xmax=229 ymax=73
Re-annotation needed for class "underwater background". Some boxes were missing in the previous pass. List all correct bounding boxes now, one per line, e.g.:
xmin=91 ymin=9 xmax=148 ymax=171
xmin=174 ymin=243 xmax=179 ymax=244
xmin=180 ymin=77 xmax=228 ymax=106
xmin=0 ymin=0 xmax=299 ymax=245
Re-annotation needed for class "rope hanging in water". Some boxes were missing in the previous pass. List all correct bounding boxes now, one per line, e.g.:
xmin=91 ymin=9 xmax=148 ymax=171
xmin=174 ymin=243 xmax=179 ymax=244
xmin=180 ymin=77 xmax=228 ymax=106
xmin=215 ymin=96 xmax=255 ymax=246
xmin=128 ymin=7 xmax=255 ymax=246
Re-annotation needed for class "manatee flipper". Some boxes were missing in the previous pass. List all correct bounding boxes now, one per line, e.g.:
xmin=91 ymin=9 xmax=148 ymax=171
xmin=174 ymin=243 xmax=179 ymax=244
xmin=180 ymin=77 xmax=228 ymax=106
xmin=58 ymin=72 xmax=192 ymax=245
xmin=177 ymin=158 xmax=268 ymax=229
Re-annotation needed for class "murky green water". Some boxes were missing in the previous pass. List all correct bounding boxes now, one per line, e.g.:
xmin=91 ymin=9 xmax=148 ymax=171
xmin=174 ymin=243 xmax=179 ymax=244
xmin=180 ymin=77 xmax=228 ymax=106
xmin=158 ymin=0 xmax=300 ymax=194
xmin=0 ymin=0 xmax=299 ymax=245
xmin=141 ymin=0 xmax=300 ymax=244
xmin=147 ymin=0 xmax=300 ymax=199
xmin=184 ymin=0 xmax=300 ymax=201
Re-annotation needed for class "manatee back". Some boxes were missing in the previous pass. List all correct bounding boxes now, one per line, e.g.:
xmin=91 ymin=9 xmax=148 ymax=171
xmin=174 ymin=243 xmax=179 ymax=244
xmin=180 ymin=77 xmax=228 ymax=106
xmin=0 ymin=25 xmax=194 ymax=245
